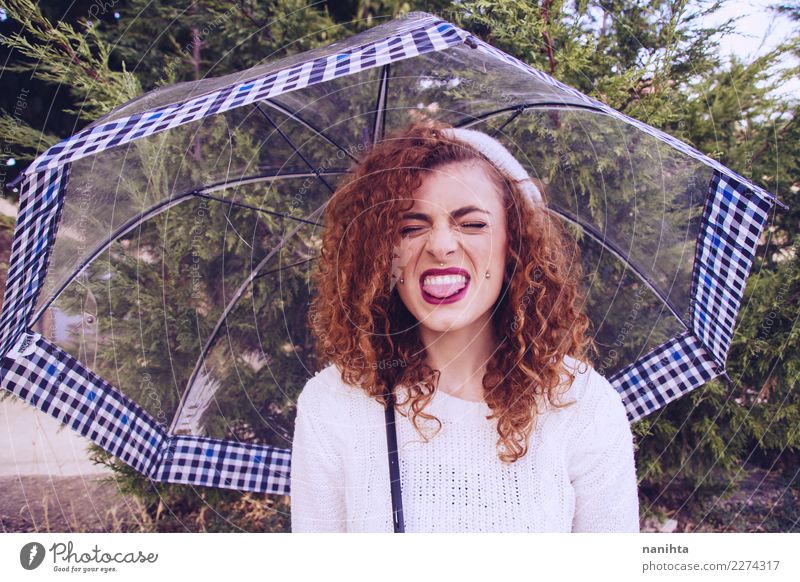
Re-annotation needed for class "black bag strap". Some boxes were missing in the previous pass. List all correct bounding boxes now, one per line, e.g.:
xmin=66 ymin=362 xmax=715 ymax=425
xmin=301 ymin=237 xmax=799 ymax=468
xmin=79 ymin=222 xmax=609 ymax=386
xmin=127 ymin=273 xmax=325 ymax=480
xmin=384 ymin=385 xmax=405 ymax=533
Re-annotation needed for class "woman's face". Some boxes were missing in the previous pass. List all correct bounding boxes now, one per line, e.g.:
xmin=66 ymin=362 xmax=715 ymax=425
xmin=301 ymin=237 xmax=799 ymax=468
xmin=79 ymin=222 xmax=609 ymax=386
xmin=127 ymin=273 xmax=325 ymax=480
xmin=392 ymin=160 xmax=508 ymax=335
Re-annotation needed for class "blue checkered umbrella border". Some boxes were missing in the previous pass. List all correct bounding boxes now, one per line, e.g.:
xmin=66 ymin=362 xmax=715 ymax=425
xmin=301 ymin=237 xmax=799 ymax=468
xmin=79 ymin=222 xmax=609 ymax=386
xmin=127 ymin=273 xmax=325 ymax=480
xmin=0 ymin=13 xmax=780 ymax=494
xmin=610 ymin=171 xmax=773 ymax=422
xmin=0 ymin=165 xmax=69 ymax=360
xmin=156 ymin=435 xmax=290 ymax=494
xmin=0 ymin=332 xmax=292 ymax=495
xmin=692 ymin=172 xmax=773 ymax=362
xmin=610 ymin=331 xmax=719 ymax=422
xmin=24 ymin=17 xmax=468 ymax=175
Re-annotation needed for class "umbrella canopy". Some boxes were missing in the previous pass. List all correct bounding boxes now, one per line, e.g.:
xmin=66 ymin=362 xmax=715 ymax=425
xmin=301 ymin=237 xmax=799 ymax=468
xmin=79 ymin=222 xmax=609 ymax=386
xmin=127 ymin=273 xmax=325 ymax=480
xmin=0 ymin=12 xmax=782 ymax=496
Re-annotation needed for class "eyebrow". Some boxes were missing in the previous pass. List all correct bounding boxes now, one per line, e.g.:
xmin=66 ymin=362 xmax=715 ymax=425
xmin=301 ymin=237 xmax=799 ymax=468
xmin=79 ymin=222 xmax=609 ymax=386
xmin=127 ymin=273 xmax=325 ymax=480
xmin=400 ymin=205 xmax=491 ymax=222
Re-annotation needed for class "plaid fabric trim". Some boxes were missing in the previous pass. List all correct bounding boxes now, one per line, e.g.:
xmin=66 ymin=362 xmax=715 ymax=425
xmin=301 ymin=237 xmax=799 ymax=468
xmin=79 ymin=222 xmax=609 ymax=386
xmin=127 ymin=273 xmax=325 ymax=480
xmin=0 ymin=332 xmax=162 ymax=476
xmin=25 ymin=18 xmax=466 ymax=175
xmin=0 ymin=333 xmax=291 ymax=495
xmin=609 ymin=331 xmax=720 ymax=422
xmin=0 ymin=166 xmax=68 ymax=359
xmin=464 ymin=34 xmax=777 ymax=206
xmin=691 ymin=171 xmax=773 ymax=363
xmin=155 ymin=435 xmax=290 ymax=495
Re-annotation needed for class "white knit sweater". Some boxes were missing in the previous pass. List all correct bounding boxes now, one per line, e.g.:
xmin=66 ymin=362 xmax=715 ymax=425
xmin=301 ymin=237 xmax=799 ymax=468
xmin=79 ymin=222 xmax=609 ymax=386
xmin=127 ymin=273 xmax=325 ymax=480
xmin=290 ymin=356 xmax=640 ymax=533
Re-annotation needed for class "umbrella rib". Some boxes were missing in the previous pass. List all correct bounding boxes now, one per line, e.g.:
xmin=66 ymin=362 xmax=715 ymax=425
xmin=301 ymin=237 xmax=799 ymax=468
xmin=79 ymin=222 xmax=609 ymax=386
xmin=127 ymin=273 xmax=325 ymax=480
xmin=372 ymin=63 xmax=390 ymax=144
xmin=253 ymin=256 xmax=315 ymax=281
xmin=29 ymin=170 xmax=337 ymax=326
xmin=171 ymin=202 xmax=329 ymax=434
xmin=489 ymin=107 xmax=523 ymax=138
xmin=254 ymin=103 xmax=336 ymax=194
xmin=190 ymin=191 xmax=323 ymax=227
xmin=258 ymin=98 xmax=360 ymax=164
xmin=550 ymin=206 xmax=689 ymax=332
xmin=6 ymin=97 xmax=359 ymax=192
xmin=455 ymin=102 xmax=605 ymax=129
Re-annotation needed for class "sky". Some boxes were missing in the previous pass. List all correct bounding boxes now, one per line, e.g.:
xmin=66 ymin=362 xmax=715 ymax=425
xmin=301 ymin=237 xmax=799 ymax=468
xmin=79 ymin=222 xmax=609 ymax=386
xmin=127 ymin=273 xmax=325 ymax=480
xmin=699 ymin=0 xmax=799 ymax=98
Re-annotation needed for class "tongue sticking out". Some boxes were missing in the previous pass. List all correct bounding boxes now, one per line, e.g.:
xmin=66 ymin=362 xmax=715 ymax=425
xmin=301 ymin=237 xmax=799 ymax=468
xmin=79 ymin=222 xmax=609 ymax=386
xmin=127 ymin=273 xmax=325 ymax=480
xmin=423 ymin=279 xmax=467 ymax=299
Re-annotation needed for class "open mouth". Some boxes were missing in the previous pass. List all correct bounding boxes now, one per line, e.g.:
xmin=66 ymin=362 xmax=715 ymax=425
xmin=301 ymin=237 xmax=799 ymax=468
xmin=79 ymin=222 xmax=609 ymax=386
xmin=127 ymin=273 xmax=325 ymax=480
xmin=419 ymin=273 xmax=470 ymax=305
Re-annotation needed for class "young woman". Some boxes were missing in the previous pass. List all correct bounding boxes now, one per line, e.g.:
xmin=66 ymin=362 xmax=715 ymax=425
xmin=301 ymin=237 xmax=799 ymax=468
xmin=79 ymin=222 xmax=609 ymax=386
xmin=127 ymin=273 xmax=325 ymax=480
xmin=290 ymin=120 xmax=639 ymax=533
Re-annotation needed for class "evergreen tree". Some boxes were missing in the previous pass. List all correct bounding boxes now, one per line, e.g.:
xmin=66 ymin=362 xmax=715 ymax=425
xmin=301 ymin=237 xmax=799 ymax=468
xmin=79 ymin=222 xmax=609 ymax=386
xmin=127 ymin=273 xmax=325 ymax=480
xmin=0 ymin=0 xmax=797 ymax=531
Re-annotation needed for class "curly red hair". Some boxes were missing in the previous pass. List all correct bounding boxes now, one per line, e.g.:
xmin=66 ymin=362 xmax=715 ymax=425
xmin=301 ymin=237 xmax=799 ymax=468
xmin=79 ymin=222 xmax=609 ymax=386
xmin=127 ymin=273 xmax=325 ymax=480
xmin=308 ymin=119 xmax=597 ymax=463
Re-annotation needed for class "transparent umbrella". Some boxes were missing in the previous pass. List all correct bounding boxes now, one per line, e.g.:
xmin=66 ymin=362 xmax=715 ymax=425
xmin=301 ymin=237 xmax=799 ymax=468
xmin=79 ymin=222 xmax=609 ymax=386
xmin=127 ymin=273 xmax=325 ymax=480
xmin=0 ymin=12 xmax=784 ymax=496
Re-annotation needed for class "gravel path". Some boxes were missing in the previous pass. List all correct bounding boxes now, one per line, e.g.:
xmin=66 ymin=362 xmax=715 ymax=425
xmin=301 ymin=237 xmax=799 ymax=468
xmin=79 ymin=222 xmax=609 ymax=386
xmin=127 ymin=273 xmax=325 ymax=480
xmin=0 ymin=474 xmax=143 ymax=533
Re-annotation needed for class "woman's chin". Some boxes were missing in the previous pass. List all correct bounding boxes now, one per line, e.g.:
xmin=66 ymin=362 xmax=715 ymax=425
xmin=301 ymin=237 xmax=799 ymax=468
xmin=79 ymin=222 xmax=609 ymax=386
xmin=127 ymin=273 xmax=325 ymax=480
xmin=414 ymin=310 xmax=478 ymax=335
xmin=398 ymin=292 xmax=495 ymax=335
xmin=419 ymin=321 xmax=466 ymax=335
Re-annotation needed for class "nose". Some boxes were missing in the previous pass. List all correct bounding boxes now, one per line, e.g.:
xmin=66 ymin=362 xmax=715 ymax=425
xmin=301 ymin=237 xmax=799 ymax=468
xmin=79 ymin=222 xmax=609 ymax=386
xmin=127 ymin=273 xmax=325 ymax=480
xmin=425 ymin=223 xmax=459 ymax=261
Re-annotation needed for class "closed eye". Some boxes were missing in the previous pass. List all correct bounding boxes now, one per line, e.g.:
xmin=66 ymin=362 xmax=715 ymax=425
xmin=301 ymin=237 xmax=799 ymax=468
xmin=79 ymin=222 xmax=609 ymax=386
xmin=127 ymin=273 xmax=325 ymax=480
xmin=399 ymin=223 xmax=487 ymax=237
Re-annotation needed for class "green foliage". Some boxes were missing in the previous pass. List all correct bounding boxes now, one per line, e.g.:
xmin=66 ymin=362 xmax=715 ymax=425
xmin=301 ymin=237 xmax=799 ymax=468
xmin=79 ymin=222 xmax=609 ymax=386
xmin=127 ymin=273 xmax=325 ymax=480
xmin=449 ymin=0 xmax=732 ymax=126
xmin=1 ymin=0 xmax=798 ymax=531
xmin=0 ymin=0 xmax=141 ymax=120
xmin=109 ymin=0 xmax=345 ymax=90
xmin=0 ymin=110 xmax=59 ymax=163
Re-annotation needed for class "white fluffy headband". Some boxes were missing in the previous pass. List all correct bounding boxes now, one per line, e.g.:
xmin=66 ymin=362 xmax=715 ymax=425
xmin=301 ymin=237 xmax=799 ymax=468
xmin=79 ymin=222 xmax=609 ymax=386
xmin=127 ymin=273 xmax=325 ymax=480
xmin=438 ymin=127 xmax=544 ymax=207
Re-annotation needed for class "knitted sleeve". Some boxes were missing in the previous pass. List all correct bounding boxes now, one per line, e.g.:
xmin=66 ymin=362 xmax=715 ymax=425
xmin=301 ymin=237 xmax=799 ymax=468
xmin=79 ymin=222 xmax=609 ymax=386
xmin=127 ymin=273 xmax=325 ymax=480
xmin=568 ymin=372 xmax=640 ymax=532
xmin=290 ymin=375 xmax=348 ymax=532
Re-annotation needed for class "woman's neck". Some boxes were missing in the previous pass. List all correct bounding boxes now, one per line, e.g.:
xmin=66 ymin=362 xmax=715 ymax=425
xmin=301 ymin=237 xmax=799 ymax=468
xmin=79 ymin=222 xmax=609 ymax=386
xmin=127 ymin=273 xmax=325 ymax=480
xmin=419 ymin=317 xmax=501 ymax=402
